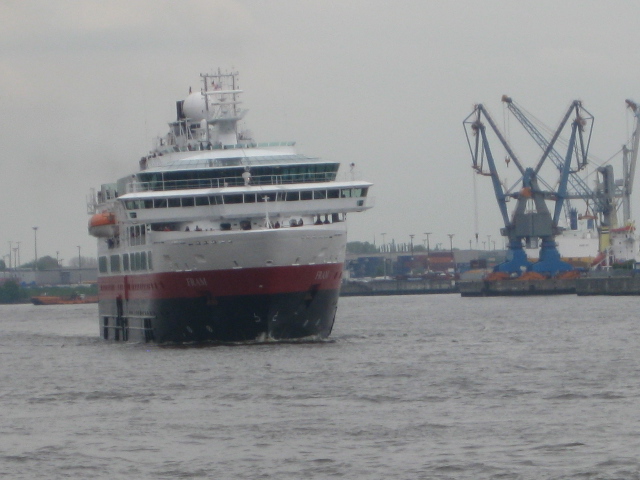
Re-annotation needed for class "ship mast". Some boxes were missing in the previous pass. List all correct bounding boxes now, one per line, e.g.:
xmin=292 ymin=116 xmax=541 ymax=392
xmin=200 ymin=69 xmax=245 ymax=146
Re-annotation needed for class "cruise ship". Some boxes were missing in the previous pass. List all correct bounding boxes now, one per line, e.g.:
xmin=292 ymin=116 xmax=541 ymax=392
xmin=87 ymin=70 xmax=373 ymax=343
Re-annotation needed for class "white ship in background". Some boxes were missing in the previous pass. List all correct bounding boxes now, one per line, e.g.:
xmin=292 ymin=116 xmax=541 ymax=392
xmin=88 ymin=69 xmax=373 ymax=343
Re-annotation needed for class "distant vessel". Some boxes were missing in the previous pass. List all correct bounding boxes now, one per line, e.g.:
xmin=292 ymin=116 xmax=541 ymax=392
xmin=87 ymin=69 xmax=373 ymax=343
xmin=525 ymin=221 xmax=639 ymax=268
xmin=31 ymin=294 xmax=98 ymax=305
xmin=525 ymin=219 xmax=600 ymax=268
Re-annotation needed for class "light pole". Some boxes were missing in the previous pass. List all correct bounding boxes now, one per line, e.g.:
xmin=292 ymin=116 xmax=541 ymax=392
xmin=487 ymin=235 xmax=491 ymax=250
xmin=77 ymin=246 xmax=82 ymax=284
xmin=56 ymin=251 xmax=60 ymax=268
xmin=448 ymin=233 xmax=455 ymax=276
xmin=32 ymin=227 xmax=38 ymax=271
xmin=7 ymin=241 xmax=12 ymax=270
xmin=381 ymin=232 xmax=387 ymax=278
xmin=424 ymin=232 xmax=432 ymax=255
xmin=409 ymin=234 xmax=415 ymax=276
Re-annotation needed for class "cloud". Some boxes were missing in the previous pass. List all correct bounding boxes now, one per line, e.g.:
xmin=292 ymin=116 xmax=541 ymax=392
xmin=0 ymin=0 xmax=254 ymax=55
xmin=2 ymin=0 xmax=640 ymax=264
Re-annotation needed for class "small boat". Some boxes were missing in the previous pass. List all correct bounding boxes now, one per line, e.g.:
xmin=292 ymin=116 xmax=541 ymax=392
xmin=31 ymin=294 xmax=99 ymax=305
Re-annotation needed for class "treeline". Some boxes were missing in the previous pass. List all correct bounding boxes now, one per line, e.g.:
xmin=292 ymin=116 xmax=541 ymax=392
xmin=0 ymin=281 xmax=28 ymax=304
xmin=0 ymin=255 xmax=98 ymax=271
xmin=346 ymin=241 xmax=429 ymax=254
xmin=346 ymin=241 xmax=378 ymax=254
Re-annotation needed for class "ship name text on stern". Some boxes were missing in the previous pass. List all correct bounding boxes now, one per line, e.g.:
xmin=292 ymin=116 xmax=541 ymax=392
xmin=186 ymin=277 xmax=208 ymax=287
xmin=315 ymin=270 xmax=331 ymax=280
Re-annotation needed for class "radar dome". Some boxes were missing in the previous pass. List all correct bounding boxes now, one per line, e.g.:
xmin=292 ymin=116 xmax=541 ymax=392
xmin=182 ymin=92 xmax=210 ymax=121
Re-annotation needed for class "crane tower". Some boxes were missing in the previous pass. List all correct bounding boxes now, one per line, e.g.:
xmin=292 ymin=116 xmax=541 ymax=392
xmin=463 ymin=98 xmax=594 ymax=275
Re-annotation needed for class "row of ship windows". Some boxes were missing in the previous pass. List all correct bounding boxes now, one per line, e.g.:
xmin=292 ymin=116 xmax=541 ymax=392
xmin=123 ymin=187 xmax=368 ymax=210
xmin=138 ymin=163 xmax=339 ymax=184
xmin=99 ymin=251 xmax=152 ymax=273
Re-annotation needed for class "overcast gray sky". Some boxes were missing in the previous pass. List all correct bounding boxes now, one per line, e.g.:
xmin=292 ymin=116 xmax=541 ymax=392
xmin=2 ymin=0 xmax=640 ymax=265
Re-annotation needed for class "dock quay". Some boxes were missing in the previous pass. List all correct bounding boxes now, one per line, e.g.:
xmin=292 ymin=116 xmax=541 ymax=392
xmin=344 ymin=246 xmax=640 ymax=297
xmin=459 ymin=270 xmax=640 ymax=297
xmin=575 ymin=271 xmax=640 ymax=295
xmin=340 ymin=279 xmax=457 ymax=297
xmin=458 ymin=278 xmax=577 ymax=297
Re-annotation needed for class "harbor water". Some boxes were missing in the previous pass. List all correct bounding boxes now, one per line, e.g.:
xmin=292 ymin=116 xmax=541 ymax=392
xmin=1 ymin=295 xmax=639 ymax=479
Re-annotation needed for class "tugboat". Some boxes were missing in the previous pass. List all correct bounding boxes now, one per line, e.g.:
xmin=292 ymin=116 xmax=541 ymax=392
xmin=87 ymin=69 xmax=373 ymax=343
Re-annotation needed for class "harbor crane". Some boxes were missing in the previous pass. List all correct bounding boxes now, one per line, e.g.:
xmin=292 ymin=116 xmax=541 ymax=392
xmin=593 ymin=99 xmax=640 ymax=262
xmin=463 ymin=99 xmax=594 ymax=275
xmin=620 ymin=99 xmax=640 ymax=225
xmin=501 ymin=96 xmax=620 ymax=239
xmin=501 ymin=96 xmax=600 ymax=221
xmin=506 ymin=97 xmax=640 ymax=239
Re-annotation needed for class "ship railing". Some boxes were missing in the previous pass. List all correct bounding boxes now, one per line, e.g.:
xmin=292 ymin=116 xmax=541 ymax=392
xmin=127 ymin=172 xmax=338 ymax=193
xmin=157 ymin=141 xmax=296 ymax=155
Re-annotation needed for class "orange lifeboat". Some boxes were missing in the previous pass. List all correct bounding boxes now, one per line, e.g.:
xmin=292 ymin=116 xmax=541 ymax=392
xmin=88 ymin=211 xmax=116 ymax=237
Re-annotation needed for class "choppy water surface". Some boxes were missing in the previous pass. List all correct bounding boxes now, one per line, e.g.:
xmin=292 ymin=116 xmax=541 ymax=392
xmin=1 ymin=295 xmax=639 ymax=479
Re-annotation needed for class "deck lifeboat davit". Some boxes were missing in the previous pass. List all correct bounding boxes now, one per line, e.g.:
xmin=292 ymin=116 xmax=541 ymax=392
xmin=88 ymin=211 xmax=116 ymax=238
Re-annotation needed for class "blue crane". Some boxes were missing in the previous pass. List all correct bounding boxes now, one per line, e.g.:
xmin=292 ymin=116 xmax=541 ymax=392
xmin=463 ymin=99 xmax=594 ymax=275
xmin=501 ymin=96 xmax=599 ymax=221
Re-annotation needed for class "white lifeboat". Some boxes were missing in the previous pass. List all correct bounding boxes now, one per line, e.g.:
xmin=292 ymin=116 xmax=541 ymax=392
xmin=88 ymin=212 xmax=117 ymax=238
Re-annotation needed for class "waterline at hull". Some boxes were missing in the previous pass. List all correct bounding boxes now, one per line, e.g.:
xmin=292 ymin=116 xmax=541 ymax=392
xmin=98 ymin=264 xmax=342 ymax=343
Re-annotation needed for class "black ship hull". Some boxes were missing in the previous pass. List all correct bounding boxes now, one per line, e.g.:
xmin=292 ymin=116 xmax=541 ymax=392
xmin=99 ymin=286 xmax=340 ymax=343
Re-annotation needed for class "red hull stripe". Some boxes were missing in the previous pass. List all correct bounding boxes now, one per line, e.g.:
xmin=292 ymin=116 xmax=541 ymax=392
xmin=98 ymin=264 xmax=344 ymax=300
